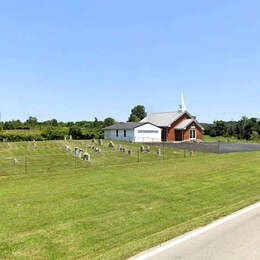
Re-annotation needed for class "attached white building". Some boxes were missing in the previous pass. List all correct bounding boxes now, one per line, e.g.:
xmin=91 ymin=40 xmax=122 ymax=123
xmin=104 ymin=122 xmax=162 ymax=143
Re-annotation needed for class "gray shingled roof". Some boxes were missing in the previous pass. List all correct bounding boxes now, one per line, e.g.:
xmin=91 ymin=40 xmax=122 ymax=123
xmin=140 ymin=111 xmax=184 ymax=127
xmin=103 ymin=122 xmax=144 ymax=130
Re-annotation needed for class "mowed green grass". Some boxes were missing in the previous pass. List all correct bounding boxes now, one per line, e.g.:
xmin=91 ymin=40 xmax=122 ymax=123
xmin=0 ymin=141 xmax=259 ymax=259
xmin=0 ymin=140 xmax=187 ymax=176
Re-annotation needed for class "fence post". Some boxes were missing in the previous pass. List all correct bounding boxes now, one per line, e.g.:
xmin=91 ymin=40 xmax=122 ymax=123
xmin=162 ymin=142 xmax=165 ymax=160
xmin=24 ymin=155 xmax=27 ymax=174
xmin=137 ymin=151 xmax=140 ymax=162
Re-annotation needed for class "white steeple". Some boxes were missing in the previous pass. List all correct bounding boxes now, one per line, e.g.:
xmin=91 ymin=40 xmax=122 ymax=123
xmin=179 ymin=90 xmax=186 ymax=112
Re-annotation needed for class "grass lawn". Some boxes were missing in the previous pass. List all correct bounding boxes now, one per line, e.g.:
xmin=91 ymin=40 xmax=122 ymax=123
xmin=0 ymin=141 xmax=259 ymax=259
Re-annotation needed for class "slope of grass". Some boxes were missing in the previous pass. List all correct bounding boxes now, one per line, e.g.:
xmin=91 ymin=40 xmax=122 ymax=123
xmin=0 ymin=141 xmax=259 ymax=259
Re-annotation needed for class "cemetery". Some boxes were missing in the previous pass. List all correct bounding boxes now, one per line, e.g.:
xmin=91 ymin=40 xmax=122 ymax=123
xmin=0 ymin=139 xmax=191 ymax=175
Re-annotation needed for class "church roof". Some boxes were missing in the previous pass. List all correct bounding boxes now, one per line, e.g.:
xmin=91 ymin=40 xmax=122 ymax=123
xmin=103 ymin=122 xmax=160 ymax=130
xmin=174 ymin=119 xmax=194 ymax=130
xmin=104 ymin=122 xmax=142 ymax=130
xmin=140 ymin=111 xmax=185 ymax=127
xmin=175 ymin=118 xmax=204 ymax=130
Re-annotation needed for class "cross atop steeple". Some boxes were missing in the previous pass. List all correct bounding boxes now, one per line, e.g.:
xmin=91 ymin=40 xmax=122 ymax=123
xmin=179 ymin=90 xmax=186 ymax=112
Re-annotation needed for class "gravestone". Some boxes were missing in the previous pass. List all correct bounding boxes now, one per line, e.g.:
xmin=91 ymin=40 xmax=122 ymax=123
xmin=128 ymin=149 xmax=132 ymax=156
xmin=78 ymin=149 xmax=84 ymax=158
xmin=108 ymin=141 xmax=115 ymax=148
xmin=98 ymin=139 xmax=103 ymax=146
xmin=74 ymin=147 xmax=79 ymax=157
xmin=82 ymin=152 xmax=90 ymax=161
xmin=69 ymin=135 xmax=72 ymax=140
xmin=157 ymin=148 xmax=161 ymax=156
xmin=13 ymin=158 xmax=18 ymax=164
xmin=33 ymin=140 xmax=37 ymax=148
xmin=65 ymin=145 xmax=71 ymax=152
xmin=95 ymin=147 xmax=101 ymax=153
xmin=140 ymin=146 xmax=145 ymax=152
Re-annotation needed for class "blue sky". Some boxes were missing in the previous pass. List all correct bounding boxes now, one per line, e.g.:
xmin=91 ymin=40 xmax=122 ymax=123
xmin=0 ymin=0 xmax=259 ymax=123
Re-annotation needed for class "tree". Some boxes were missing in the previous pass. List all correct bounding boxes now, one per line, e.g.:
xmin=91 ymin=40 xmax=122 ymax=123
xmin=68 ymin=126 xmax=82 ymax=139
xmin=250 ymin=131 xmax=259 ymax=140
xmin=128 ymin=114 xmax=140 ymax=122
xmin=128 ymin=105 xmax=147 ymax=122
xmin=26 ymin=116 xmax=38 ymax=129
xmin=103 ymin=117 xmax=116 ymax=127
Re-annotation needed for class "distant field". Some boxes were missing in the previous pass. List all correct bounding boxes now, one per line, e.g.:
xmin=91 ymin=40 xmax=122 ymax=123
xmin=0 ymin=140 xmax=259 ymax=259
xmin=202 ymin=134 xmax=260 ymax=143
xmin=0 ymin=129 xmax=42 ymax=135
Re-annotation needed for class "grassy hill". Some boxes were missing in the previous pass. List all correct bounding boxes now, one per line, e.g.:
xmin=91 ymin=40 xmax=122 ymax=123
xmin=0 ymin=140 xmax=259 ymax=259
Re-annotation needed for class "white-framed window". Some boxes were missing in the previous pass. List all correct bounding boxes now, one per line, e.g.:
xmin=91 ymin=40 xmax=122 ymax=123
xmin=190 ymin=128 xmax=196 ymax=139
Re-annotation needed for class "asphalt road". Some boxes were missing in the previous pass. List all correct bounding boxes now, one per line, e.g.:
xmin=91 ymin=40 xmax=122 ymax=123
xmin=132 ymin=203 xmax=260 ymax=260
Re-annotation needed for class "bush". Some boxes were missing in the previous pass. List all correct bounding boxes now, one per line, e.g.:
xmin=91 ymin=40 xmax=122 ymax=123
xmin=68 ymin=126 xmax=83 ymax=140
xmin=42 ymin=127 xmax=67 ymax=140
xmin=0 ymin=132 xmax=44 ymax=142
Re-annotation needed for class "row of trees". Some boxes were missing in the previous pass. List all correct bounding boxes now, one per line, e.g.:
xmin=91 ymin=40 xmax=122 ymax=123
xmin=0 ymin=104 xmax=147 ymax=131
xmin=0 ymin=105 xmax=147 ymax=141
xmin=203 ymin=117 xmax=260 ymax=140
xmin=0 ymin=116 xmax=116 ymax=130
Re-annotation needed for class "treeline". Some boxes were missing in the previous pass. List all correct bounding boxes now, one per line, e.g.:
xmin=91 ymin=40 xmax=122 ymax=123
xmin=203 ymin=117 xmax=260 ymax=140
xmin=0 ymin=105 xmax=147 ymax=142
xmin=0 ymin=117 xmax=116 ymax=141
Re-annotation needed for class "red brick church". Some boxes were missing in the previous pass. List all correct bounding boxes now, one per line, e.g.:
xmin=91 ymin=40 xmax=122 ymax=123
xmin=140 ymin=93 xmax=204 ymax=142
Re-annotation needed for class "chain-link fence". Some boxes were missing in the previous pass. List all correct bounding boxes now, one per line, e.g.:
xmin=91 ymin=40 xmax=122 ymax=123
xmin=0 ymin=142 xmax=205 ymax=176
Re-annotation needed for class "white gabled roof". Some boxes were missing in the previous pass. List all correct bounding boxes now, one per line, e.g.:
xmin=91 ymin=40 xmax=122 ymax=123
xmin=140 ymin=111 xmax=184 ymax=127
xmin=175 ymin=118 xmax=204 ymax=130
xmin=174 ymin=119 xmax=195 ymax=130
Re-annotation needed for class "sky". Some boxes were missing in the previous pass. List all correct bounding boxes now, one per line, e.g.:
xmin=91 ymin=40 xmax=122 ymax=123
xmin=0 ymin=0 xmax=259 ymax=123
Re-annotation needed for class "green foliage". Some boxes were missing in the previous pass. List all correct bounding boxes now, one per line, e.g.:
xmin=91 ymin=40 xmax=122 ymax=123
xmin=1 ymin=117 xmax=111 ymax=141
xmin=128 ymin=114 xmax=140 ymax=122
xmin=128 ymin=105 xmax=147 ymax=122
xmin=204 ymin=117 xmax=260 ymax=141
xmin=103 ymin=117 xmax=116 ymax=127
xmin=0 ymin=131 xmax=44 ymax=142
xmin=26 ymin=116 xmax=38 ymax=128
xmin=42 ymin=127 xmax=67 ymax=140
xmin=68 ymin=126 xmax=83 ymax=139
xmin=250 ymin=131 xmax=260 ymax=140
